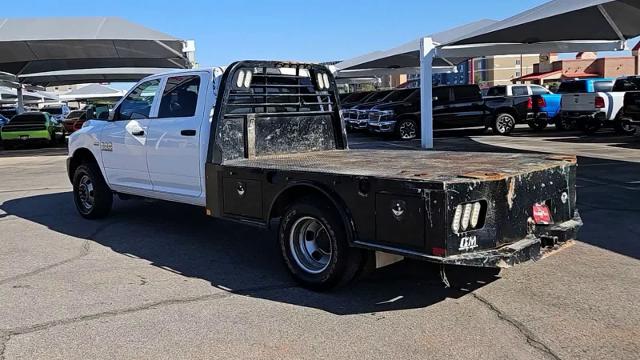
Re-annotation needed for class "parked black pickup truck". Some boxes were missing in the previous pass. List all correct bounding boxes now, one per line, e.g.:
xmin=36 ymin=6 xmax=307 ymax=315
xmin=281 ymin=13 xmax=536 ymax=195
xmin=345 ymin=89 xmax=413 ymax=131
xmin=619 ymin=77 xmax=640 ymax=133
xmin=368 ymin=84 xmax=534 ymax=139
xmin=67 ymin=61 xmax=581 ymax=290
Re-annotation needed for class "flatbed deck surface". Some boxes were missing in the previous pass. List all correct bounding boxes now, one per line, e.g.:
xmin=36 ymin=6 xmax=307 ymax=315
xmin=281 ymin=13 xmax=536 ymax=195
xmin=225 ymin=150 xmax=575 ymax=184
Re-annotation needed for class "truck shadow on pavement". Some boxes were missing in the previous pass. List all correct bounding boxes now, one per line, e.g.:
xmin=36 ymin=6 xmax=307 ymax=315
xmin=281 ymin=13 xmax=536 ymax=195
xmin=1 ymin=192 xmax=500 ymax=315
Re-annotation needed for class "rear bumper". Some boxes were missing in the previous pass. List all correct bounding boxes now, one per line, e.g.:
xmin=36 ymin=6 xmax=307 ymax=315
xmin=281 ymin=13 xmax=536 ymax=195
xmin=561 ymin=111 xmax=607 ymax=121
xmin=526 ymin=112 xmax=549 ymax=122
xmin=441 ymin=212 xmax=582 ymax=268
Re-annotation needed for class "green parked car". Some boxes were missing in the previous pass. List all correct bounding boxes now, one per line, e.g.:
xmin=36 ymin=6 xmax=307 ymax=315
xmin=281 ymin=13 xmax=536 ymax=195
xmin=1 ymin=112 xmax=63 ymax=150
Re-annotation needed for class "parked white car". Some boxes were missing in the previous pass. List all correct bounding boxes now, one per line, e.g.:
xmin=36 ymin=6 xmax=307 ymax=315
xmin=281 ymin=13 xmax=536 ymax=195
xmin=560 ymin=77 xmax=636 ymax=134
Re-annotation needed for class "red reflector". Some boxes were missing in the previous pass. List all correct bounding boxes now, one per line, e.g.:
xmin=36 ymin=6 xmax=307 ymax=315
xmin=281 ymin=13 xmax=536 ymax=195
xmin=532 ymin=203 xmax=552 ymax=225
xmin=432 ymin=247 xmax=446 ymax=257
xmin=595 ymin=96 xmax=605 ymax=109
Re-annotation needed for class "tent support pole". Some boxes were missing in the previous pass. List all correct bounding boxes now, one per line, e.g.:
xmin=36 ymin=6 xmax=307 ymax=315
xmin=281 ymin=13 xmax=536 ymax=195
xmin=420 ymin=37 xmax=435 ymax=149
xmin=16 ymin=86 xmax=25 ymax=114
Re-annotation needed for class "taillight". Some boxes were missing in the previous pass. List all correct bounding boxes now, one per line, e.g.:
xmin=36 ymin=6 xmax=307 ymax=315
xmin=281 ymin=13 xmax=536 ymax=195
xmin=595 ymin=96 xmax=605 ymax=109
xmin=527 ymin=97 xmax=533 ymax=110
xmin=452 ymin=201 xmax=486 ymax=234
xmin=536 ymin=97 xmax=546 ymax=108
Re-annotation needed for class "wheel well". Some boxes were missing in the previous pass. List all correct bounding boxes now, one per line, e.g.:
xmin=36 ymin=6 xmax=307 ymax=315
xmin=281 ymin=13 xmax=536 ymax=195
xmin=268 ymin=184 xmax=353 ymax=237
xmin=68 ymin=148 xmax=98 ymax=181
xmin=493 ymin=107 xmax=517 ymax=118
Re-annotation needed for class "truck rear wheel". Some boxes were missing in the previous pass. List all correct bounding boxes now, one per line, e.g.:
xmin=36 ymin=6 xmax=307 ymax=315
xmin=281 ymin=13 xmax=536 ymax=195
xmin=555 ymin=117 xmax=574 ymax=131
xmin=527 ymin=120 xmax=548 ymax=131
xmin=72 ymin=163 xmax=113 ymax=219
xmin=492 ymin=113 xmax=515 ymax=135
xmin=614 ymin=119 xmax=637 ymax=135
xmin=279 ymin=198 xmax=364 ymax=290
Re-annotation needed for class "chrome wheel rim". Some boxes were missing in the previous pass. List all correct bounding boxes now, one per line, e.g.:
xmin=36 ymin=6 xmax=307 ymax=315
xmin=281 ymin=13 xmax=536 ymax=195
xmin=496 ymin=115 xmax=514 ymax=134
xmin=77 ymin=175 xmax=95 ymax=211
xmin=289 ymin=216 xmax=332 ymax=274
xmin=399 ymin=121 xmax=416 ymax=139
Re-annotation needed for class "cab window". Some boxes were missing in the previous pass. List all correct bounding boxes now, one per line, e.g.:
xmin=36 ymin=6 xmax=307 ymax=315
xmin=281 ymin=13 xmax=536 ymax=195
xmin=530 ymin=86 xmax=549 ymax=95
xmin=512 ymin=86 xmax=529 ymax=96
xmin=158 ymin=75 xmax=201 ymax=118
xmin=114 ymin=79 xmax=161 ymax=120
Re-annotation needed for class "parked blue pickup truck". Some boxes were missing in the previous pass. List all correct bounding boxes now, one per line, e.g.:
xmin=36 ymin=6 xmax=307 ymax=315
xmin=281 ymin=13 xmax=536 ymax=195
xmin=486 ymin=84 xmax=556 ymax=130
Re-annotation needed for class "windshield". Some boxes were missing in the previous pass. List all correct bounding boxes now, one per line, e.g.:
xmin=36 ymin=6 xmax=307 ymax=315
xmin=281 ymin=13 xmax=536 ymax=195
xmin=342 ymin=92 xmax=372 ymax=103
xmin=364 ymin=91 xmax=392 ymax=103
xmin=557 ymin=81 xmax=587 ymax=94
xmin=382 ymin=89 xmax=416 ymax=102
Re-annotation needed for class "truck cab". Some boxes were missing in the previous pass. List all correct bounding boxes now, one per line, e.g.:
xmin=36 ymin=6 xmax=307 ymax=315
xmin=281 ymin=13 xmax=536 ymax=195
xmin=68 ymin=61 xmax=581 ymax=290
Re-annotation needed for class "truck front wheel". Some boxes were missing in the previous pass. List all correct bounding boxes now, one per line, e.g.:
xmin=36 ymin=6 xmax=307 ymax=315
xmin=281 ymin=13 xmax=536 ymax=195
xmin=492 ymin=113 xmax=515 ymax=135
xmin=279 ymin=198 xmax=364 ymax=290
xmin=72 ymin=163 xmax=113 ymax=219
xmin=395 ymin=118 xmax=418 ymax=140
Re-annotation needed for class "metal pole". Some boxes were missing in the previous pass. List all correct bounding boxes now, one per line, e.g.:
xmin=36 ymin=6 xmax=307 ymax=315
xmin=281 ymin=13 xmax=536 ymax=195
xmin=420 ymin=37 xmax=435 ymax=149
xmin=16 ymin=86 xmax=25 ymax=114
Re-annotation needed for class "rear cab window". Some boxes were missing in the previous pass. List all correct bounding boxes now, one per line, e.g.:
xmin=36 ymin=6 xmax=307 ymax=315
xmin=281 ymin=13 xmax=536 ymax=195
xmin=486 ymin=86 xmax=506 ymax=96
xmin=530 ymin=86 xmax=549 ymax=95
xmin=433 ymin=87 xmax=451 ymax=104
xmin=612 ymin=78 xmax=640 ymax=92
xmin=593 ymin=81 xmax=614 ymax=92
xmin=452 ymin=86 xmax=481 ymax=102
xmin=557 ymin=81 xmax=587 ymax=94
xmin=158 ymin=75 xmax=201 ymax=118
xmin=512 ymin=86 xmax=529 ymax=96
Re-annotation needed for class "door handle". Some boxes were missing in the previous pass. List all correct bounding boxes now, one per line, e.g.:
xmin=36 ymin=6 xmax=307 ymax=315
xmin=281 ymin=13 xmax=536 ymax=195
xmin=131 ymin=130 xmax=145 ymax=136
xmin=181 ymin=129 xmax=197 ymax=136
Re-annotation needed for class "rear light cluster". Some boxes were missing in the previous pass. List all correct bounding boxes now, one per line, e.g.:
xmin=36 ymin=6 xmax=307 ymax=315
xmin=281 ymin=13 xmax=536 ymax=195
xmin=452 ymin=201 xmax=486 ymax=234
xmin=527 ymin=97 xmax=546 ymax=109
xmin=595 ymin=96 xmax=605 ymax=109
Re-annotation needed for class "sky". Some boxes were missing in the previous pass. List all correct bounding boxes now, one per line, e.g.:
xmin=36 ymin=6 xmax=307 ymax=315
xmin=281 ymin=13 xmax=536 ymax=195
xmin=3 ymin=0 xmax=552 ymax=67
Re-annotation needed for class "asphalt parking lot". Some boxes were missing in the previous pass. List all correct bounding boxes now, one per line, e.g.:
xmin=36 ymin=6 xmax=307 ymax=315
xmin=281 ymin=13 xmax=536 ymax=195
xmin=1 ymin=127 xmax=639 ymax=359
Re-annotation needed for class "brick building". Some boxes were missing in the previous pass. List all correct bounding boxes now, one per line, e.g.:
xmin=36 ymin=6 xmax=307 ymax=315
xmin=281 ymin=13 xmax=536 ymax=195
xmin=515 ymin=47 xmax=640 ymax=85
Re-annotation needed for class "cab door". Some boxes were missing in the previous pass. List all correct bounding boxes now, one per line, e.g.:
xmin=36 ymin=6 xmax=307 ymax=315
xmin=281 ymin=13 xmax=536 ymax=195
xmin=100 ymin=79 xmax=161 ymax=191
xmin=145 ymin=74 xmax=206 ymax=198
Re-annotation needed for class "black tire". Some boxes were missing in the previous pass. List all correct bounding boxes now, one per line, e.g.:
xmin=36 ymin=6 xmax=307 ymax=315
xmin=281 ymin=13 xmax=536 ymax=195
xmin=72 ymin=162 xmax=113 ymax=219
xmin=614 ymin=120 xmax=637 ymax=135
xmin=580 ymin=120 xmax=602 ymax=135
xmin=527 ymin=120 xmax=548 ymax=131
xmin=279 ymin=197 xmax=364 ymax=290
xmin=492 ymin=113 xmax=516 ymax=135
xmin=555 ymin=117 xmax=574 ymax=131
xmin=395 ymin=118 xmax=418 ymax=140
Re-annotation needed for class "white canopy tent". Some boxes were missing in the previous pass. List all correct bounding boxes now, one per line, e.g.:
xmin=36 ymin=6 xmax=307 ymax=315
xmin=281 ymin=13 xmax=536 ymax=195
xmin=0 ymin=17 xmax=194 ymax=113
xmin=18 ymin=68 xmax=170 ymax=87
xmin=58 ymin=84 xmax=126 ymax=102
xmin=337 ymin=0 xmax=640 ymax=149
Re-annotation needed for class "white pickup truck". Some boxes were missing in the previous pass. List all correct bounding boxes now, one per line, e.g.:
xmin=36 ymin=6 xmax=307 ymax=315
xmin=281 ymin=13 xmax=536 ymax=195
xmin=560 ymin=77 xmax=636 ymax=135
xmin=66 ymin=60 xmax=581 ymax=290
